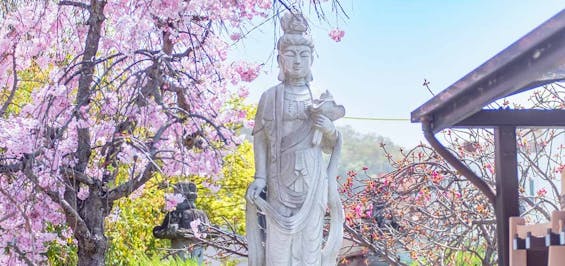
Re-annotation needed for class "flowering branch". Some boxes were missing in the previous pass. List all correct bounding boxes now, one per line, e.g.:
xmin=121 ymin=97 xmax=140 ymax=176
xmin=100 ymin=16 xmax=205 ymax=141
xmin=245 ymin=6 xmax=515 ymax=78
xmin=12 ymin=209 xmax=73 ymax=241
xmin=0 ymin=45 xmax=18 ymax=116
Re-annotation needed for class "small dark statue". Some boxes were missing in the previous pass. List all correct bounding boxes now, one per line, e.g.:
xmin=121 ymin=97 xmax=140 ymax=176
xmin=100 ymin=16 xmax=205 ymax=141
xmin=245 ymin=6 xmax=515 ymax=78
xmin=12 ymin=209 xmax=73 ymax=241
xmin=153 ymin=182 xmax=209 ymax=264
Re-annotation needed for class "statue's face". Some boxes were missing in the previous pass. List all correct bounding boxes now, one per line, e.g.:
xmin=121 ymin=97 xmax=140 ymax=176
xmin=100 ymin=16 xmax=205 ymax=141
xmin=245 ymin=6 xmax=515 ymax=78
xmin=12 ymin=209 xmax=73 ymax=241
xmin=279 ymin=45 xmax=312 ymax=80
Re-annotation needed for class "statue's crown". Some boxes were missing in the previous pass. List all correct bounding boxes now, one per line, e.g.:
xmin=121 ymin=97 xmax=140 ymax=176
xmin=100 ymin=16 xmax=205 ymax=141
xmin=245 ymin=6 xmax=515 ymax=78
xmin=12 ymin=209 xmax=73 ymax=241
xmin=281 ymin=13 xmax=309 ymax=35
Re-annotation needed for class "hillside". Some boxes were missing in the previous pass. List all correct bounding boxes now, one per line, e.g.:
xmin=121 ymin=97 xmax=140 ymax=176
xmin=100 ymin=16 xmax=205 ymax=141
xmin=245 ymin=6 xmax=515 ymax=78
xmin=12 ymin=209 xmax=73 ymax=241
xmin=337 ymin=125 xmax=403 ymax=176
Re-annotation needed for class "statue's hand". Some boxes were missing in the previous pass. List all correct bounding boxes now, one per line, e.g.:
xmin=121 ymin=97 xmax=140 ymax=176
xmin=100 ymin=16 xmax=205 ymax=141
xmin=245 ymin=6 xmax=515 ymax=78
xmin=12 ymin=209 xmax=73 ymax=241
xmin=246 ymin=178 xmax=266 ymax=204
xmin=313 ymin=113 xmax=336 ymax=136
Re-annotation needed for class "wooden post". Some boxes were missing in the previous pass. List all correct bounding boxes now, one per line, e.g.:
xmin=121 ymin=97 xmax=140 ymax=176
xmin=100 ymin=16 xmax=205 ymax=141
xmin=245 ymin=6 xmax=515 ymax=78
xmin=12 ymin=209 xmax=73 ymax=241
xmin=561 ymin=169 xmax=565 ymax=210
xmin=495 ymin=126 xmax=520 ymax=266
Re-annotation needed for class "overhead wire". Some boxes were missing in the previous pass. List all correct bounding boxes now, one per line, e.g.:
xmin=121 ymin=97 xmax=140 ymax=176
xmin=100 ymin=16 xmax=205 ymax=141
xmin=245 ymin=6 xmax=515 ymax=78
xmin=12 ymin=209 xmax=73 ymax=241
xmin=343 ymin=116 xmax=410 ymax=121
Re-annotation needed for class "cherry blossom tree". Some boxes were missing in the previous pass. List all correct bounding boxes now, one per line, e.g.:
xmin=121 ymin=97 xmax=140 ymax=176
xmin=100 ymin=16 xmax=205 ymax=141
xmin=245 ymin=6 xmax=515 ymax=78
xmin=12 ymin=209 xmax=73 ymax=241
xmin=341 ymin=83 xmax=565 ymax=265
xmin=0 ymin=0 xmax=347 ymax=264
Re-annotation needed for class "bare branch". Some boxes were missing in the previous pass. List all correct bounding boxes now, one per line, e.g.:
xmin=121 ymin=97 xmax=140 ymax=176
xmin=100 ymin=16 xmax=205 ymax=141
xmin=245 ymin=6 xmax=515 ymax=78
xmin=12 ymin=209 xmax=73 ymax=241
xmin=178 ymin=225 xmax=249 ymax=257
xmin=60 ymin=166 xmax=94 ymax=185
xmin=0 ymin=161 xmax=22 ymax=173
xmin=58 ymin=0 xmax=90 ymax=10
xmin=107 ymin=160 xmax=157 ymax=202
xmin=169 ymin=107 xmax=227 ymax=143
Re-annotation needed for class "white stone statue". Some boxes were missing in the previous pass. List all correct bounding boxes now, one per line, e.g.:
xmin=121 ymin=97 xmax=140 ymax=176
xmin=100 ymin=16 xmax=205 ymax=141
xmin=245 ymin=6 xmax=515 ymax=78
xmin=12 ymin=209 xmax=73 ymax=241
xmin=245 ymin=12 xmax=345 ymax=266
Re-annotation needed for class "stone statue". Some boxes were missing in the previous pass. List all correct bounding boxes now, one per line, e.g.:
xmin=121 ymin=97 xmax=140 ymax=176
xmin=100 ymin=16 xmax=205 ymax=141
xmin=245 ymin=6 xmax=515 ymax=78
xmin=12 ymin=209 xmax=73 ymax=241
xmin=245 ymin=12 xmax=345 ymax=266
xmin=153 ymin=182 xmax=209 ymax=265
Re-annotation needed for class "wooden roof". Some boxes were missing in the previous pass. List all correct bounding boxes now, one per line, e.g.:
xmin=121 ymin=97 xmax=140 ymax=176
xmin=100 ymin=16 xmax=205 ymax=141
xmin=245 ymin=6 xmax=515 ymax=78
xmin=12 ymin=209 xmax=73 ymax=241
xmin=411 ymin=9 xmax=565 ymax=133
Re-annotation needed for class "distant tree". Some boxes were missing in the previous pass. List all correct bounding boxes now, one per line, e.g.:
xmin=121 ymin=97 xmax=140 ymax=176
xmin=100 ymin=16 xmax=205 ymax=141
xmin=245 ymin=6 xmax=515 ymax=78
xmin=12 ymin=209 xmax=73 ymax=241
xmin=341 ymin=83 xmax=565 ymax=265
xmin=338 ymin=125 xmax=402 ymax=175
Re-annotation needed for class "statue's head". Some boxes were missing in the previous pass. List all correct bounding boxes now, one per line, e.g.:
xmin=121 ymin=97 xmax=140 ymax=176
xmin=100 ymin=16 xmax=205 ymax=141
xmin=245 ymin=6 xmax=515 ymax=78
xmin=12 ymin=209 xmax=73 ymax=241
xmin=277 ymin=13 xmax=314 ymax=83
xmin=174 ymin=182 xmax=197 ymax=203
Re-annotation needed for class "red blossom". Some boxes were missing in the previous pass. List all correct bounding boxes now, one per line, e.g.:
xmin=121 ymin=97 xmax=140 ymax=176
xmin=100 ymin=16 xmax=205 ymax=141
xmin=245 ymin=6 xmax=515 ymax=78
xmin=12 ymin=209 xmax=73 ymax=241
xmin=537 ymin=188 xmax=547 ymax=197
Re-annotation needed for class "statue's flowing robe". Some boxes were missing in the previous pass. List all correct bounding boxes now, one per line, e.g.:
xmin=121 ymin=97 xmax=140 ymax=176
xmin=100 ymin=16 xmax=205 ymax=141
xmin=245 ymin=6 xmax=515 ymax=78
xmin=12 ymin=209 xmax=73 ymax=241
xmin=247 ymin=84 xmax=344 ymax=266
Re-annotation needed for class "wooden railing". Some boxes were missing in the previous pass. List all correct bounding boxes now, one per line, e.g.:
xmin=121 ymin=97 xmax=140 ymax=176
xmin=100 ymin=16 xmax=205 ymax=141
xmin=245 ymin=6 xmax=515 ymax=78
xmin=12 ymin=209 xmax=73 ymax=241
xmin=509 ymin=170 xmax=565 ymax=266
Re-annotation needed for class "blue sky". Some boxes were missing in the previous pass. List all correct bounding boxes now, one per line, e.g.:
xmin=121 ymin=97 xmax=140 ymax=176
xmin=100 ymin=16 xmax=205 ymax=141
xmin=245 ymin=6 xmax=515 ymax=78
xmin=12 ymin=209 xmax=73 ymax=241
xmin=232 ymin=1 xmax=564 ymax=148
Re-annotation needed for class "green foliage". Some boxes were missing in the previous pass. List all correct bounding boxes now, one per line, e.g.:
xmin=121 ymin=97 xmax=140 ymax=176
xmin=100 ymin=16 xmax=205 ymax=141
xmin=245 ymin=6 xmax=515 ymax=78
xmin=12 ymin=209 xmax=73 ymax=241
xmin=0 ymin=61 xmax=48 ymax=116
xmin=451 ymin=250 xmax=483 ymax=266
xmin=103 ymin=140 xmax=254 ymax=264
xmin=105 ymin=176 xmax=169 ymax=265
xmin=194 ymin=140 xmax=254 ymax=234
xmin=409 ymin=248 xmax=484 ymax=266
xmin=45 ymin=224 xmax=78 ymax=266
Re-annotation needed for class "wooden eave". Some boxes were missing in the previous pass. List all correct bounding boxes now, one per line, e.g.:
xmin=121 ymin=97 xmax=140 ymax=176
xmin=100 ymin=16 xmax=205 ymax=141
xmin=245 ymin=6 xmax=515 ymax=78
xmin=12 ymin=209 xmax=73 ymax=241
xmin=411 ymin=9 xmax=565 ymax=133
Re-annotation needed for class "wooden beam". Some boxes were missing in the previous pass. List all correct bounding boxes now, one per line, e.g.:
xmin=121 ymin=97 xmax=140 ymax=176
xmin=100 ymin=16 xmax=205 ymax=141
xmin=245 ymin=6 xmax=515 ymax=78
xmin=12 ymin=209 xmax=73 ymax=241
xmin=454 ymin=109 xmax=565 ymax=128
xmin=495 ymin=126 xmax=520 ymax=266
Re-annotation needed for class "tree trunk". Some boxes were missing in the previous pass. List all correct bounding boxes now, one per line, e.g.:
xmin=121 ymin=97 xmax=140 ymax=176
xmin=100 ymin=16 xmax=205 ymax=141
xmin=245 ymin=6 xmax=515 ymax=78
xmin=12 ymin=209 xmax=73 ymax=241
xmin=73 ymin=1 xmax=108 ymax=265
xmin=77 ymin=238 xmax=107 ymax=266
xmin=75 ymin=192 xmax=110 ymax=266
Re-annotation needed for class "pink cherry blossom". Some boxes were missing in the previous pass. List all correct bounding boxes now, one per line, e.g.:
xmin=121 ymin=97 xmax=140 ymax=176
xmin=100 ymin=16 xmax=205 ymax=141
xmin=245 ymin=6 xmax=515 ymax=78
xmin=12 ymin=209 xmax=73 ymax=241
xmin=230 ymin=33 xmax=242 ymax=41
xmin=234 ymin=62 xmax=261 ymax=82
xmin=164 ymin=193 xmax=186 ymax=212
xmin=431 ymin=170 xmax=443 ymax=183
xmin=129 ymin=184 xmax=145 ymax=200
xmin=365 ymin=204 xmax=373 ymax=218
xmin=77 ymin=186 xmax=90 ymax=200
xmin=329 ymin=28 xmax=345 ymax=42
xmin=354 ymin=203 xmax=363 ymax=218
xmin=238 ymin=87 xmax=250 ymax=98
xmin=484 ymin=163 xmax=495 ymax=175
xmin=190 ymin=218 xmax=207 ymax=239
